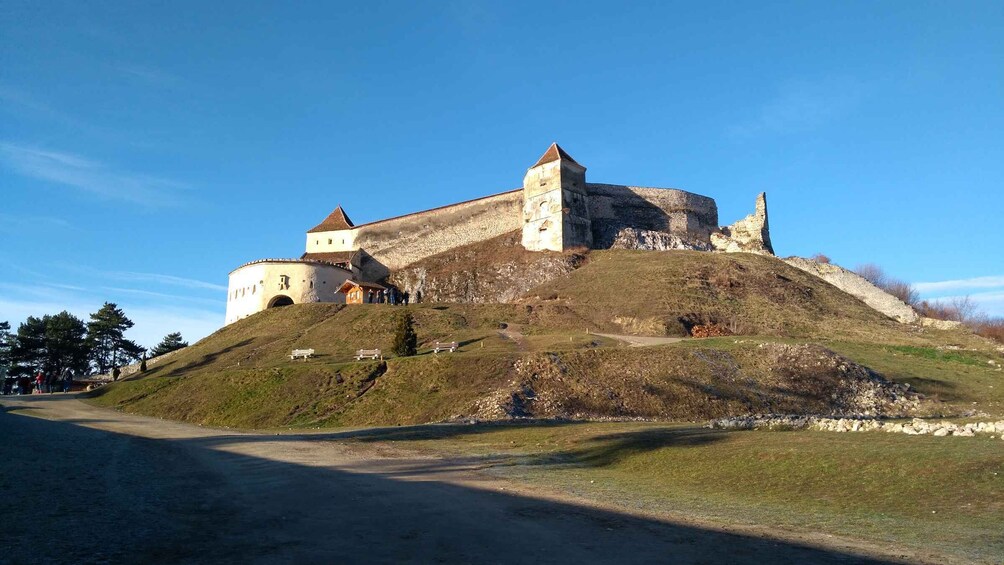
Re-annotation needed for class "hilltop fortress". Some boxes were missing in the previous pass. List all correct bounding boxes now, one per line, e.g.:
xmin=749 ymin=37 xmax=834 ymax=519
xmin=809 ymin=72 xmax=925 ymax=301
xmin=225 ymin=144 xmax=773 ymax=325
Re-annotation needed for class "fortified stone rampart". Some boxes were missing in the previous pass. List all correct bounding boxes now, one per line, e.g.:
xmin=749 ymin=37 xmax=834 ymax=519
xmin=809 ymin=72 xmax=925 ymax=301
xmin=225 ymin=259 xmax=352 ymax=325
xmin=586 ymin=183 xmax=719 ymax=249
xmin=225 ymin=142 xmax=777 ymax=324
xmin=346 ymin=190 xmax=524 ymax=279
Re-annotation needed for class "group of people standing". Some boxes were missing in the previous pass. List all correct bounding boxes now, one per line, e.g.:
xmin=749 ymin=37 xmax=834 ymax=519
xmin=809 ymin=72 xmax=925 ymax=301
xmin=366 ymin=287 xmax=413 ymax=305
xmin=29 ymin=367 xmax=73 ymax=394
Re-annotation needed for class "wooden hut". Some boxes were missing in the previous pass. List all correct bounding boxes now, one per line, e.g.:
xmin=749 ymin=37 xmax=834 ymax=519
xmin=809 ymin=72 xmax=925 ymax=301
xmin=337 ymin=280 xmax=387 ymax=304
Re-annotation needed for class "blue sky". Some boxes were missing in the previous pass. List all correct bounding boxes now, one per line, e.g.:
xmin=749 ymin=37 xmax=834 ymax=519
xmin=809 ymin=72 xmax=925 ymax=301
xmin=2 ymin=1 xmax=1002 ymax=347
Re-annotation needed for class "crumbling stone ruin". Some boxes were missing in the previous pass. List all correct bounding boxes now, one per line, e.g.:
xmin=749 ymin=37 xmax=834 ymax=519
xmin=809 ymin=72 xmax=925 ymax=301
xmin=225 ymin=143 xmax=774 ymax=324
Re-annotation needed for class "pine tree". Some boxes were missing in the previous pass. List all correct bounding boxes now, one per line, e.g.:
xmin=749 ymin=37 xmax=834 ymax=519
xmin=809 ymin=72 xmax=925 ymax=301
xmin=0 ymin=321 xmax=13 ymax=378
xmin=150 ymin=332 xmax=189 ymax=357
xmin=391 ymin=312 xmax=418 ymax=357
xmin=42 ymin=311 xmax=90 ymax=375
xmin=10 ymin=316 xmax=47 ymax=376
xmin=86 ymin=303 xmax=145 ymax=373
xmin=140 ymin=354 xmax=148 ymax=373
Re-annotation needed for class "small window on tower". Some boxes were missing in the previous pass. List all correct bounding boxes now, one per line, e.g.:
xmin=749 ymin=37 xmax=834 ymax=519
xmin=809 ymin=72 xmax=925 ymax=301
xmin=328 ymin=239 xmax=332 ymax=245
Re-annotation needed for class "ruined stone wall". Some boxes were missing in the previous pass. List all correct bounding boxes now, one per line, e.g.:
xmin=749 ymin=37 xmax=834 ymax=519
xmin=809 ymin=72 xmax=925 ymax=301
xmin=351 ymin=190 xmax=524 ymax=279
xmin=712 ymin=192 xmax=774 ymax=255
xmin=783 ymin=257 xmax=919 ymax=323
xmin=586 ymin=183 xmax=719 ymax=249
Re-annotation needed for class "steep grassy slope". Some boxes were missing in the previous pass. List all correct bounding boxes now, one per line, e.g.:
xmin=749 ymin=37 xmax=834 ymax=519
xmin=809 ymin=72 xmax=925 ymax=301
xmin=88 ymin=249 xmax=1003 ymax=427
xmin=527 ymin=249 xmax=917 ymax=340
xmin=387 ymin=235 xmax=984 ymax=343
xmin=93 ymin=332 xmax=926 ymax=428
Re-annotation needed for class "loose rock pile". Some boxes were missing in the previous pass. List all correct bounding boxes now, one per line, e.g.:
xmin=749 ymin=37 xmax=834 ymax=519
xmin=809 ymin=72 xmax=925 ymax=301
xmin=708 ymin=415 xmax=1004 ymax=438
xmin=690 ymin=324 xmax=733 ymax=338
xmin=761 ymin=343 xmax=922 ymax=417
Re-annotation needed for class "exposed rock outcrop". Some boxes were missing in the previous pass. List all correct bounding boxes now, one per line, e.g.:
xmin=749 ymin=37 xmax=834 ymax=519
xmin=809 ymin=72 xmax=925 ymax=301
xmin=609 ymin=228 xmax=712 ymax=251
xmin=921 ymin=317 xmax=964 ymax=330
xmin=711 ymin=192 xmax=774 ymax=255
xmin=389 ymin=232 xmax=586 ymax=303
xmin=784 ymin=257 xmax=920 ymax=323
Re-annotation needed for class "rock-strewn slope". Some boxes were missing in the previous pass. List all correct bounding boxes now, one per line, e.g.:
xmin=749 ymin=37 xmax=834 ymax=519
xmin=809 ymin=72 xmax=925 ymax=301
xmin=783 ymin=257 xmax=919 ymax=323
xmin=390 ymin=231 xmax=587 ymax=303
xmin=465 ymin=343 xmax=922 ymax=422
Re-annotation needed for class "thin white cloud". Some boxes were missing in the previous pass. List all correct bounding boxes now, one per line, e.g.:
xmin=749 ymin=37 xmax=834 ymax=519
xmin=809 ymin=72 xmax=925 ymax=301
xmin=114 ymin=63 xmax=183 ymax=87
xmin=104 ymin=271 xmax=227 ymax=292
xmin=914 ymin=275 xmax=1004 ymax=294
xmin=729 ymin=77 xmax=867 ymax=138
xmin=0 ymin=85 xmax=79 ymax=124
xmin=0 ymin=213 xmax=73 ymax=233
xmin=41 ymin=282 xmax=89 ymax=292
xmin=0 ymin=142 xmax=190 ymax=207
xmin=101 ymin=286 xmax=220 ymax=306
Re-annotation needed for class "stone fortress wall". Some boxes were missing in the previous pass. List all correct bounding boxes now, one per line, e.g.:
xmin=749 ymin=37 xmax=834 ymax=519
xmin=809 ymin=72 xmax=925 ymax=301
xmin=304 ymin=186 xmax=728 ymax=279
xmin=225 ymin=259 xmax=352 ymax=325
xmin=335 ymin=191 xmax=526 ymax=278
xmin=225 ymin=143 xmax=775 ymax=325
xmin=586 ymin=183 xmax=719 ymax=249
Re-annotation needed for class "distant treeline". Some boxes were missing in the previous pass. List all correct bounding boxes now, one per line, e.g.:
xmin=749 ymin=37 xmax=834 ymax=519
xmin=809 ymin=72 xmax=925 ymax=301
xmin=0 ymin=302 xmax=188 ymax=379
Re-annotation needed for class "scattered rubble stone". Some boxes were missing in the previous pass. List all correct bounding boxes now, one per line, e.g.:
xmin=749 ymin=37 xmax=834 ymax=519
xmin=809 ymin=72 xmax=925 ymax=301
xmin=708 ymin=415 xmax=1004 ymax=438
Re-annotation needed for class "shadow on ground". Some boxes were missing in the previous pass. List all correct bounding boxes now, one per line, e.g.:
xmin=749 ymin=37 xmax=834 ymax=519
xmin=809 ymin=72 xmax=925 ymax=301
xmin=0 ymin=398 xmax=909 ymax=564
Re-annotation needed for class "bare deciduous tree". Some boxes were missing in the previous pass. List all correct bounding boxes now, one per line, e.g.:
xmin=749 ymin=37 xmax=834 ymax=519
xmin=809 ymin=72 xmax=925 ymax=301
xmin=855 ymin=263 xmax=886 ymax=287
xmin=884 ymin=280 xmax=919 ymax=306
xmin=949 ymin=296 xmax=978 ymax=323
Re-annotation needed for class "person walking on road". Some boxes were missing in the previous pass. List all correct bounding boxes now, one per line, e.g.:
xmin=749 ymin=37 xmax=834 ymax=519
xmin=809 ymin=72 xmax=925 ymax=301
xmin=61 ymin=367 xmax=73 ymax=393
xmin=35 ymin=371 xmax=45 ymax=394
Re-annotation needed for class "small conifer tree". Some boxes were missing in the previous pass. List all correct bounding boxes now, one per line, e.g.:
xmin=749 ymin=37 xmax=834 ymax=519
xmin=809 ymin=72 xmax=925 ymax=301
xmin=392 ymin=312 xmax=418 ymax=357
xmin=140 ymin=354 xmax=147 ymax=373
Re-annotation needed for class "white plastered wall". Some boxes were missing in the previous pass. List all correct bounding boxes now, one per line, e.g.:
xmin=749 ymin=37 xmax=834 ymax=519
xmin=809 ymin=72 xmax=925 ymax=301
xmin=305 ymin=228 xmax=358 ymax=254
xmin=224 ymin=261 xmax=352 ymax=325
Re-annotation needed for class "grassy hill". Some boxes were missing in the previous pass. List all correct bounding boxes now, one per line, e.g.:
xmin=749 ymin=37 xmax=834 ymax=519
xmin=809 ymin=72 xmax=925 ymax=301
xmin=89 ymin=250 xmax=1004 ymax=428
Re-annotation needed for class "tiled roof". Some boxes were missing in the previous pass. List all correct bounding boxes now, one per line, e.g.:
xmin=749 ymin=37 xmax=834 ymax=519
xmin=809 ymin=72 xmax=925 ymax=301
xmin=300 ymin=251 xmax=359 ymax=265
xmin=228 ymin=258 xmax=351 ymax=276
xmin=337 ymin=279 xmax=386 ymax=293
xmin=307 ymin=206 xmax=354 ymax=233
xmin=532 ymin=143 xmax=580 ymax=168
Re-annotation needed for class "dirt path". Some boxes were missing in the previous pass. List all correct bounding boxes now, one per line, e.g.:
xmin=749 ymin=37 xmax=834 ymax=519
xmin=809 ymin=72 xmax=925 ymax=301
xmin=0 ymin=394 xmax=914 ymax=564
xmin=594 ymin=333 xmax=686 ymax=347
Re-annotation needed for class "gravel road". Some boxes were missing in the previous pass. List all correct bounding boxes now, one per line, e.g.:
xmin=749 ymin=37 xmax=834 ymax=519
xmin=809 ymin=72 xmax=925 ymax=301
xmin=0 ymin=394 xmax=910 ymax=564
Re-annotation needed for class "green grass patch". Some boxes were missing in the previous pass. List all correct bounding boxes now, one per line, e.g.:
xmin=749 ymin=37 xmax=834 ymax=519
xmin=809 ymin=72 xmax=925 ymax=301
xmin=830 ymin=341 xmax=1004 ymax=417
xmin=888 ymin=345 xmax=995 ymax=367
xmin=337 ymin=421 xmax=1004 ymax=564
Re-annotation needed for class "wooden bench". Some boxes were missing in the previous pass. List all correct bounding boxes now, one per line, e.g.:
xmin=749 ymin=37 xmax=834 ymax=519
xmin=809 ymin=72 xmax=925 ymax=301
xmin=355 ymin=349 xmax=382 ymax=361
xmin=290 ymin=348 xmax=315 ymax=360
xmin=433 ymin=341 xmax=458 ymax=354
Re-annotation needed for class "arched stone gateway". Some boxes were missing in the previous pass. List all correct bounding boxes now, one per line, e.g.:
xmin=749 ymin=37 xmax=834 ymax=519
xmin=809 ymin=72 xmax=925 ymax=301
xmin=267 ymin=295 xmax=294 ymax=308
